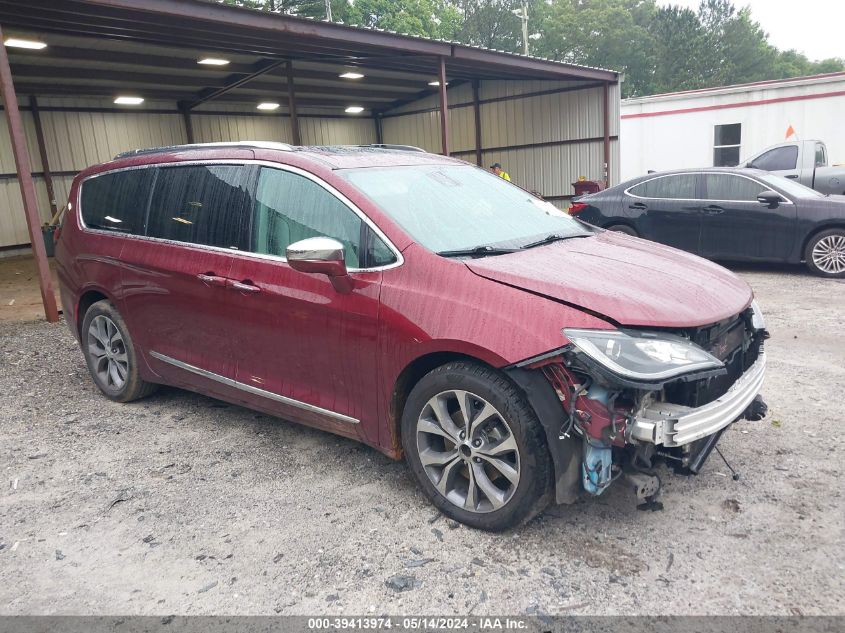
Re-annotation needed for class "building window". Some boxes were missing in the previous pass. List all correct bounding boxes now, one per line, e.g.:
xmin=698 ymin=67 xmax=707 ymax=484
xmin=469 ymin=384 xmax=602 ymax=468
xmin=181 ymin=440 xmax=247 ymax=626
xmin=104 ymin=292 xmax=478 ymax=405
xmin=713 ymin=123 xmax=741 ymax=166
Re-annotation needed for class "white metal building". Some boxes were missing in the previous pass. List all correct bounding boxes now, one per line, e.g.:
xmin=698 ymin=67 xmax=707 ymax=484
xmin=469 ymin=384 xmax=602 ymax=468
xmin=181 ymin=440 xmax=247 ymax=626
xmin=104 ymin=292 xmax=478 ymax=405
xmin=620 ymin=72 xmax=845 ymax=181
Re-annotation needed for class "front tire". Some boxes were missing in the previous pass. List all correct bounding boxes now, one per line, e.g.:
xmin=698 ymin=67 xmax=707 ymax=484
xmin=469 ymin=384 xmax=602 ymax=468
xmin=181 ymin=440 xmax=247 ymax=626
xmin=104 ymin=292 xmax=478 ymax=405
xmin=81 ymin=300 xmax=158 ymax=402
xmin=401 ymin=361 xmax=552 ymax=531
xmin=804 ymin=229 xmax=845 ymax=278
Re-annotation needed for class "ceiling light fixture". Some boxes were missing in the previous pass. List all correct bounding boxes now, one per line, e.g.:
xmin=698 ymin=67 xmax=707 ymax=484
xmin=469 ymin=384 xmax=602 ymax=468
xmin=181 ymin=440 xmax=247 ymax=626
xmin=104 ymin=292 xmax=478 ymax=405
xmin=198 ymin=57 xmax=230 ymax=66
xmin=345 ymin=106 xmax=365 ymax=114
xmin=114 ymin=96 xmax=144 ymax=105
xmin=257 ymin=102 xmax=280 ymax=110
xmin=4 ymin=38 xmax=47 ymax=50
xmin=428 ymin=80 xmax=448 ymax=87
xmin=339 ymin=72 xmax=365 ymax=79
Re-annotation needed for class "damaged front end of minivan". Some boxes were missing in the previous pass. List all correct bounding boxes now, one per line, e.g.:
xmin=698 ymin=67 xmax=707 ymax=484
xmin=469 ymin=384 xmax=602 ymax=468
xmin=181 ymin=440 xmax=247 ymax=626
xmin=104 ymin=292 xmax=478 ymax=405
xmin=507 ymin=300 xmax=768 ymax=508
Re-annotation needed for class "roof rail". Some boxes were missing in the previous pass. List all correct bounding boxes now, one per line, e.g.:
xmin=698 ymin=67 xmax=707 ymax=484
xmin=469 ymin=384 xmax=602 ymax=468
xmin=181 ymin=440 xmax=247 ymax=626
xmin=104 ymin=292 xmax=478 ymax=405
xmin=114 ymin=141 xmax=294 ymax=159
xmin=359 ymin=144 xmax=427 ymax=153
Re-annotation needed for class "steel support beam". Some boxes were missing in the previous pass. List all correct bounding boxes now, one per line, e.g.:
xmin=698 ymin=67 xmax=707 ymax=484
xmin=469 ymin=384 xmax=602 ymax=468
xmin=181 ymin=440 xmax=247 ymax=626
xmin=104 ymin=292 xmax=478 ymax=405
xmin=472 ymin=79 xmax=482 ymax=166
xmin=603 ymin=82 xmax=611 ymax=186
xmin=184 ymin=58 xmax=285 ymax=110
xmin=374 ymin=112 xmax=384 ymax=145
xmin=286 ymin=61 xmax=300 ymax=146
xmin=0 ymin=26 xmax=59 ymax=323
xmin=28 ymin=95 xmax=57 ymax=218
xmin=179 ymin=103 xmax=195 ymax=143
xmin=438 ymin=56 xmax=449 ymax=156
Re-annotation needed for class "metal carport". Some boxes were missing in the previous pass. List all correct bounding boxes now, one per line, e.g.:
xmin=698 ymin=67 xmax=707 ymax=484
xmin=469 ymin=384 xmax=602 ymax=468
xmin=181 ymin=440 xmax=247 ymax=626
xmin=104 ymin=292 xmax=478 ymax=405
xmin=0 ymin=0 xmax=621 ymax=322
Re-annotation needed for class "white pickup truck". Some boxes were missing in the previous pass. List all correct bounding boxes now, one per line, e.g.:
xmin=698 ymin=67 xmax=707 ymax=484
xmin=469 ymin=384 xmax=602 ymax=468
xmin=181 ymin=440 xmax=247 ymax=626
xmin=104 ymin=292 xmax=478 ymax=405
xmin=741 ymin=140 xmax=845 ymax=196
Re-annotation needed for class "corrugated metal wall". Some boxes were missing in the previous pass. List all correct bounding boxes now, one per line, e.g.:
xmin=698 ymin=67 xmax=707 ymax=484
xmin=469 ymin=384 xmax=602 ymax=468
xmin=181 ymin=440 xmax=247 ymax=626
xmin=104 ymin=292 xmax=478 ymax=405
xmin=0 ymin=80 xmax=620 ymax=247
xmin=382 ymin=80 xmax=621 ymax=208
xmin=0 ymin=97 xmax=377 ymax=247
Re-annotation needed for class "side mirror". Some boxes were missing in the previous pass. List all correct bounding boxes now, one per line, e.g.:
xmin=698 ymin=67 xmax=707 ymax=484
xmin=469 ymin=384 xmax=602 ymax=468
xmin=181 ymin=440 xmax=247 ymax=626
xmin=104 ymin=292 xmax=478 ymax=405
xmin=756 ymin=190 xmax=782 ymax=207
xmin=286 ymin=236 xmax=352 ymax=293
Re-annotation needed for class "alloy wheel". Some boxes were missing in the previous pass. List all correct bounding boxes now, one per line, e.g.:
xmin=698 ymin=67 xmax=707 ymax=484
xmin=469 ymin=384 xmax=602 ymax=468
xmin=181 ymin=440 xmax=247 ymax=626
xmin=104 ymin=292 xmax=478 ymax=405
xmin=416 ymin=390 xmax=520 ymax=513
xmin=812 ymin=234 xmax=845 ymax=275
xmin=87 ymin=315 xmax=129 ymax=390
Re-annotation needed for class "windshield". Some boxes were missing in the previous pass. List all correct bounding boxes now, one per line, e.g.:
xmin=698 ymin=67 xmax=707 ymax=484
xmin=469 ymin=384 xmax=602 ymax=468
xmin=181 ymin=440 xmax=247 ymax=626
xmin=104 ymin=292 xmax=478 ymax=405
xmin=340 ymin=164 xmax=590 ymax=253
xmin=759 ymin=173 xmax=824 ymax=199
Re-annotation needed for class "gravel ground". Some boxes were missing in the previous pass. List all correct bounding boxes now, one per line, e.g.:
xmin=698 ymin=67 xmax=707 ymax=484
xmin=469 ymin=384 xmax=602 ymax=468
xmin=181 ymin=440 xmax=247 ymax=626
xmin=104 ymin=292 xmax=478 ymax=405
xmin=1 ymin=263 xmax=843 ymax=616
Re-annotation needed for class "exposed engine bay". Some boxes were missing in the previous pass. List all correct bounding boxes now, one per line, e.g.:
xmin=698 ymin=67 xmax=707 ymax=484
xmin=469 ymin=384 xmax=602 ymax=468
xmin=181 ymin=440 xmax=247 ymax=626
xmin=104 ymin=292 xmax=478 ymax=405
xmin=508 ymin=301 xmax=769 ymax=508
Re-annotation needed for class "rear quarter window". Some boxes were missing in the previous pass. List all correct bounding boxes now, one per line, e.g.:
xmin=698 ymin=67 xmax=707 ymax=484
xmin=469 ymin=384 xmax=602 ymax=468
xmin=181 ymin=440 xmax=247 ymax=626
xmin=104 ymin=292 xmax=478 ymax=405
xmin=80 ymin=168 xmax=154 ymax=234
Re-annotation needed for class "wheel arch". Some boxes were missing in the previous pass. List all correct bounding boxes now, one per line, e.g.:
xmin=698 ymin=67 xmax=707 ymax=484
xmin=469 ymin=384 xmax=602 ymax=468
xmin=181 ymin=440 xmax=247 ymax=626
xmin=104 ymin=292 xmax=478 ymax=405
xmin=603 ymin=220 xmax=640 ymax=236
xmin=389 ymin=350 xmax=490 ymax=456
xmin=75 ymin=287 xmax=113 ymax=339
xmin=800 ymin=222 xmax=845 ymax=261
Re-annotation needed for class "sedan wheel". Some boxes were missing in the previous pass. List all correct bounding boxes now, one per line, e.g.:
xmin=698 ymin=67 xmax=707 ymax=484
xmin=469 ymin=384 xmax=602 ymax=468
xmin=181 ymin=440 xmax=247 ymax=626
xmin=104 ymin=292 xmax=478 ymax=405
xmin=811 ymin=234 xmax=845 ymax=276
xmin=416 ymin=390 xmax=520 ymax=513
xmin=805 ymin=229 xmax=845 ymax=278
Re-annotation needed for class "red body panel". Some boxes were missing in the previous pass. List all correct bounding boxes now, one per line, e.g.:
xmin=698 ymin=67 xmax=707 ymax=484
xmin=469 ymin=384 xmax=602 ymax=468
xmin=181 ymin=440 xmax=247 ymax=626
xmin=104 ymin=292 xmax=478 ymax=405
xmin=56 ymin=145 xmax=754 ymax=459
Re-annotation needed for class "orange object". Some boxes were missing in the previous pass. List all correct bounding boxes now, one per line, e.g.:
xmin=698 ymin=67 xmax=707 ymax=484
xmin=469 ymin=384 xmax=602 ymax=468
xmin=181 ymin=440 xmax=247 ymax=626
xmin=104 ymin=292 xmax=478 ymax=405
xmin=785 ymin=125 xmax=795 ymax=139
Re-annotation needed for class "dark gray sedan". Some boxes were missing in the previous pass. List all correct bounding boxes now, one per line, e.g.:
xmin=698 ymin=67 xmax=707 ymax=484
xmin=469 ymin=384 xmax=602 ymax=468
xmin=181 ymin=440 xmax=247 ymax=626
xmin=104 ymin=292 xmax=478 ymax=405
xmin=572 ymin=168 xmax=845 ymax=278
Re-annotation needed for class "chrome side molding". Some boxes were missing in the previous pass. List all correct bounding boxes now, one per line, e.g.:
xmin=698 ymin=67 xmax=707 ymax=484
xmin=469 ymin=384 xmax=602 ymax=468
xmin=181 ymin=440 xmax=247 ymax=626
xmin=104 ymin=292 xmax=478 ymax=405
xmin=149 ymin=351 xmax=359 ymax=425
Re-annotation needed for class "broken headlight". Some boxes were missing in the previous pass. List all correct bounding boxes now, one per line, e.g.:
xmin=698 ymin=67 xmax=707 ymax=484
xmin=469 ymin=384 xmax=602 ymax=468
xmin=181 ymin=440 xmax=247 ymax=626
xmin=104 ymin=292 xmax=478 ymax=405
xmin=563 ymin=328 xmax=724 ymax=382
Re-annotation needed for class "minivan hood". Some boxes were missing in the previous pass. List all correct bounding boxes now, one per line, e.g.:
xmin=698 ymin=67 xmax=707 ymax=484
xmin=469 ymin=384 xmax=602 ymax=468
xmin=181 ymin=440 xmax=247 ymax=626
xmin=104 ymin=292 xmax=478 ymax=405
xmin=465 ymin=232 xmax=752 ymax=328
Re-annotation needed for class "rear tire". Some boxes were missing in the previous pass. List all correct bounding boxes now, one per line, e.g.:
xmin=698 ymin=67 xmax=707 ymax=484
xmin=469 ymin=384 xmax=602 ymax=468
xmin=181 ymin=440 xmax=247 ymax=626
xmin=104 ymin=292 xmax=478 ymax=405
xmin=81 ymin=300 xmax=158 ymax=402
xmin=401 ymin=361 xmax=552 ymax=531
xmin=804 ymin=229 xmax=845 ymax=278
xmin=606 ymin=223 xmax=638 ymax=237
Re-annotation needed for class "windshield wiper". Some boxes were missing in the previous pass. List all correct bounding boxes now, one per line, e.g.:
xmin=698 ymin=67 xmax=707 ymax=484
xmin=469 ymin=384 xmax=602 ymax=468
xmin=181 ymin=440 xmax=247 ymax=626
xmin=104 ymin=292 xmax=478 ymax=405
xmin=437 ymin=245 xmax=519 ymax=258
xmin=521 ymin=233 xmax=587 ymax=250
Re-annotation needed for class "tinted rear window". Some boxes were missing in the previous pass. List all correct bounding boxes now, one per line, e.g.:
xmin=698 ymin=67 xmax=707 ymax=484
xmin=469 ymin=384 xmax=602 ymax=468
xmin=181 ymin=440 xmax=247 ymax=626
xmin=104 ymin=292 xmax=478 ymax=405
xmin=628 ymin=174 xmax=697 ymax=199
xmin=146 ymin=165 xmax=255 ymax=250
xmin=80 ymin=169 xmax=153 ymax=234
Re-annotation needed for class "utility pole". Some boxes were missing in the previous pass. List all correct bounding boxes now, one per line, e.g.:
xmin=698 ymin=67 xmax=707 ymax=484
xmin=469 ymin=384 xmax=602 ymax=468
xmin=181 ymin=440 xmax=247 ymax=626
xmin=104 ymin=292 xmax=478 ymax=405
xmin=325 ymin=0 xmax=332 ymax=22
xmin=512 ymin=2 xmax=529 ymax=56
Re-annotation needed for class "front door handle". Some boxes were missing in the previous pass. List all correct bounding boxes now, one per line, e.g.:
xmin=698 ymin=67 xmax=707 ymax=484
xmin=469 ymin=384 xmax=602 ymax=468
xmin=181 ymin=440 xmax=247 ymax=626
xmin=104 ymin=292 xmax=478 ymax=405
xmin=785 ymin=174 xmax=799 ymax=179
xmin=196 ymin=272 xmax=228 ymax=287
xmin=229 ymin=280 xmax=262 ymax=294
xmin=629 ymin=202 xmax=647 ymax=210
xmin=702 ymin=205 xmax=724 ymax=215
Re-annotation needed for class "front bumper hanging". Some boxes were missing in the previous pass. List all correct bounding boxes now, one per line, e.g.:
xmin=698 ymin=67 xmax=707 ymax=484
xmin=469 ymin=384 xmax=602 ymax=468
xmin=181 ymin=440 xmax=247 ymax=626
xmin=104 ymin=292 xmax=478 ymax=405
xmin=630 ymin=352 xmax=767 ymax=447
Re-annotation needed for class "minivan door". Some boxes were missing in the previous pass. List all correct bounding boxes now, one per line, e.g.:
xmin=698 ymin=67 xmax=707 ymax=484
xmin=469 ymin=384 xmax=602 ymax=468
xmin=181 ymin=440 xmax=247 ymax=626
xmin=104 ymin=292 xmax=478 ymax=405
xmin=119 ymin=163 xmax=257 ymax=390
xmin=225 ymin=166 xmax=391 ymax=444
xmin=698 ymin=173 xmax=796 ymax=261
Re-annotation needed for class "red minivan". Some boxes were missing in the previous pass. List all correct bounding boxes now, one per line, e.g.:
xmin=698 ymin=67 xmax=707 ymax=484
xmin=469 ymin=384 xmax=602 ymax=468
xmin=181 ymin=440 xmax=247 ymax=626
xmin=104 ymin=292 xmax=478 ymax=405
xmin=55 ymin=142 xmax=767 ymax=530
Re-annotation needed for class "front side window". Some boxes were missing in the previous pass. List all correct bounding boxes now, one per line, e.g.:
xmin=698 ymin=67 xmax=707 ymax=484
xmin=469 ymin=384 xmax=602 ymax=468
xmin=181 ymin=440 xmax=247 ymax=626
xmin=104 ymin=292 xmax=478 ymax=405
xmin=80 ymin=168 xmax=154 ymax=234
xmin=714 ymin=123 xmax=741 ymax=166
xmin=252 ymin=167 xmax=371 ymax=268
xmin=628 ymin=174 xmax=697 ymax=200
xmin=340 ymin=165 xmax=588 ymax=254
xmin=749 ymin=146 xmax=798 ymax=171
xmin=146 ymin=165 xmax=254 ymax=250
xmin=702 ymin=174 xmax=767 ymax=201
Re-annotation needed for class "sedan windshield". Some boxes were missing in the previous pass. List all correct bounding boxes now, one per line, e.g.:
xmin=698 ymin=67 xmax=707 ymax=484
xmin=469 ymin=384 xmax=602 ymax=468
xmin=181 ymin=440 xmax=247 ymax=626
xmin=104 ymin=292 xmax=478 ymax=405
xmin=341 ymin=164 xmax=590 ymax=254
xmin=759 ymin=173 xmax=824 ymax=199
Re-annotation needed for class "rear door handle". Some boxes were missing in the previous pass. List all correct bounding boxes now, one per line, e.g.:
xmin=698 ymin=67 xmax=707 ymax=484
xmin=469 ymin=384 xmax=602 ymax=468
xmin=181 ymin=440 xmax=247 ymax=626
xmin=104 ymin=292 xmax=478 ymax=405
xmin=785 ymin=174 xmax=799 ymax=179
xmin=228 ymin=280 xmax=262 ymax=294
xmin=196 ymin=273 xmax=228 ymax=287
xmin=702 ymin=205 xmax=724 ymax=215
xmin=629 ymin=202 xmax=647 ymax=210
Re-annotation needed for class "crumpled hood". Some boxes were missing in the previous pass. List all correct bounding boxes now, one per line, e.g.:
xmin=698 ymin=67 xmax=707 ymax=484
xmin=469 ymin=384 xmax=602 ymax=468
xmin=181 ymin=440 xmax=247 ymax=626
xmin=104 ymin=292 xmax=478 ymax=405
xmin=465 ymin=231 xmax=752 ymax=328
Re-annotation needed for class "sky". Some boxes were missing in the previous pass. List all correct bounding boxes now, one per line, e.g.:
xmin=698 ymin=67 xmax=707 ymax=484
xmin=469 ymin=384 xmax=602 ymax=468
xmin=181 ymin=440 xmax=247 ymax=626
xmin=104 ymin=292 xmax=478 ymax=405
xmin=658 ymin=0 xmax=845 ymax=62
